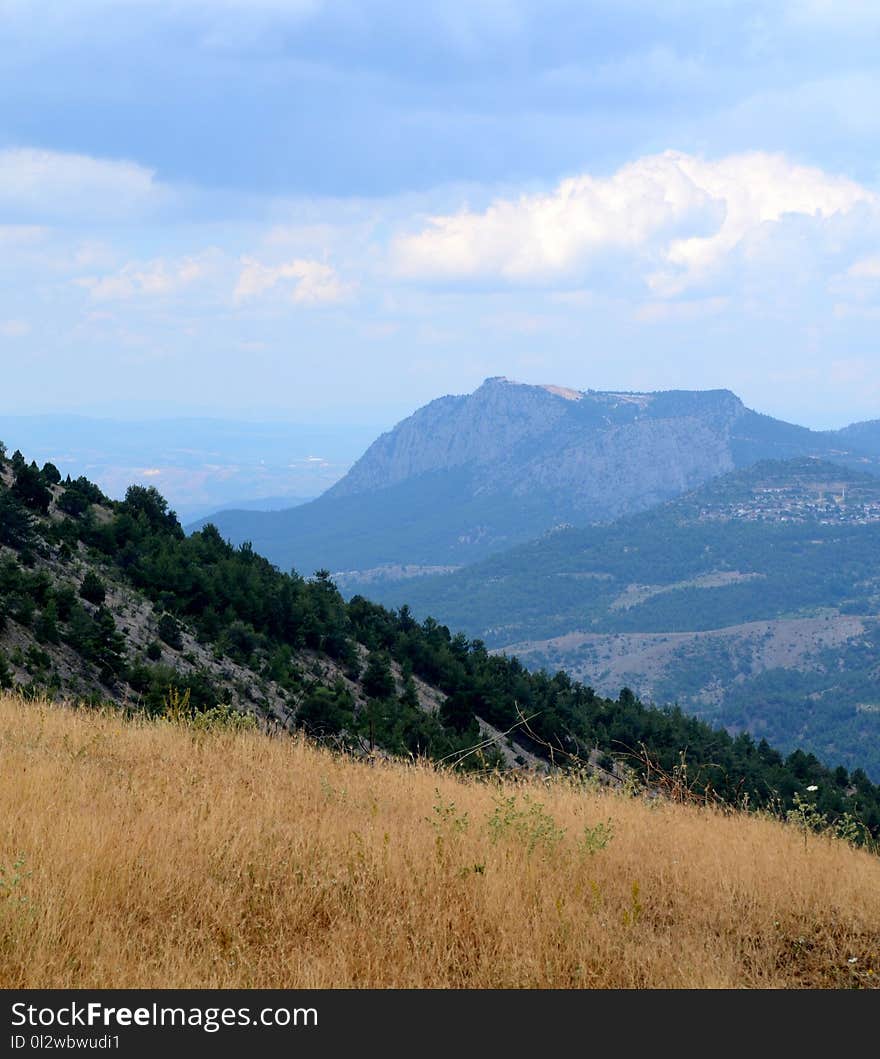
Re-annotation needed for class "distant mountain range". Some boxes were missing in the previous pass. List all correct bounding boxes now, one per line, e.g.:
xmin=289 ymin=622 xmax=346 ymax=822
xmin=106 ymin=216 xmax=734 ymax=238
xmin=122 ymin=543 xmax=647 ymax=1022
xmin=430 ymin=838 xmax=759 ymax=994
xmin=0 ymin=414 xmax=376 ymax=523
xmin=195 ymin=376 xmax=880 ymax=585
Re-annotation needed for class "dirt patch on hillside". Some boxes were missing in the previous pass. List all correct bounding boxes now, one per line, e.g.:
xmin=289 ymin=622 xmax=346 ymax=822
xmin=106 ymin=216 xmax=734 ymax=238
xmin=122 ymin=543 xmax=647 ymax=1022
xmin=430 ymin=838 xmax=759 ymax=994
xmin=498 ymin=614 xmax=871 ymax=704
xmin=609 ymin=570 xmax=765 ymax=611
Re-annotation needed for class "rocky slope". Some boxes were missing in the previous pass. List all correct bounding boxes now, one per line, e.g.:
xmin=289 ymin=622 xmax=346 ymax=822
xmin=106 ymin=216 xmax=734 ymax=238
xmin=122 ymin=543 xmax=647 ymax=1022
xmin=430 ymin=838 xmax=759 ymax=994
xmin=328 ymin=379 xmax=745 ymax=506
xmin=0 ymin=457 xmax=453 ymax=747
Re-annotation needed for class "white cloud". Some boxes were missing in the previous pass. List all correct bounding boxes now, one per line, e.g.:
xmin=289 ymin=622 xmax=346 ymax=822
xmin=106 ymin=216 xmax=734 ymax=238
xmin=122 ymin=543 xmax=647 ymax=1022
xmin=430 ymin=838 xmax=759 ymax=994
xmin=0 ymin=319 xmax=31 ymax=337
xmin=0 ymin=148 xmax=168 ymax=221
xmin=655 ymin=152 xmax=873 ymax=294
xmin=392 ymin=150 xmax=876 ymax=295
xmin=847 ymin=256 xmax=880 ymax=280
xmin=393 ymin=151 xmax=717 ymax=283
xmin=78 ymin=252 xmax=217 ymax=302
xmin=234 ymin=257 xmax=352 ymax=306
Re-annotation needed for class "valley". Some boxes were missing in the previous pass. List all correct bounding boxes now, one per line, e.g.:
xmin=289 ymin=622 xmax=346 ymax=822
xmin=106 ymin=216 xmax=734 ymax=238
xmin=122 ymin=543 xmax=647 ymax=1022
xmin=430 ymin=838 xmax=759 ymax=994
xmin=369 ymin=457 xmax=880 ymax=777
xmin=3 ymin=438 xmax=880 ymax=837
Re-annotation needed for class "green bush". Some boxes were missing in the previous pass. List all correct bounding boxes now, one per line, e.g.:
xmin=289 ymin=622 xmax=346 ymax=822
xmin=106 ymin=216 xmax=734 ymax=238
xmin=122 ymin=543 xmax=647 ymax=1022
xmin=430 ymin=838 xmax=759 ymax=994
xmin=79 ymin=572 xmax=107 ymax=605
xmin=157 ymin=613 xmax=183 ymax=651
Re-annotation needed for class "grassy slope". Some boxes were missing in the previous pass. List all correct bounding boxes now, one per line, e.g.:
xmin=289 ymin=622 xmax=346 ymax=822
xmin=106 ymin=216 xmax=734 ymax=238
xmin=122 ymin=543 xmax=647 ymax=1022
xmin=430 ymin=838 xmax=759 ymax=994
xmin=2 ymin=694 xmax=878 ymax=989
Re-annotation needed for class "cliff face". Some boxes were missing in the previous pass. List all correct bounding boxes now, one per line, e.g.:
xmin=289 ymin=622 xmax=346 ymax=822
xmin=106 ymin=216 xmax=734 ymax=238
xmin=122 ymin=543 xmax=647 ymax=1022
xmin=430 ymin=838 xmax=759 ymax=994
xmin=328 ymin=376 xmax=743 ymax=519
xmin=326 ymin=379 xmax=573 ymax=497
xmin=508 ymin=415 xmax=735 ymax=517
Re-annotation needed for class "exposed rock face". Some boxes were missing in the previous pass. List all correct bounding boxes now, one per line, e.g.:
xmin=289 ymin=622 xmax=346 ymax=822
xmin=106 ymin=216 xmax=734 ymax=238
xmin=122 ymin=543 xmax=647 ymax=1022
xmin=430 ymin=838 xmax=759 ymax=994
xmin=328 ymin=376 xmax=742 ymax=520
xmin=327 ymin=378 xmax=574 ymax=497
xmin=510 ymin=416 xmax=735 ymax=518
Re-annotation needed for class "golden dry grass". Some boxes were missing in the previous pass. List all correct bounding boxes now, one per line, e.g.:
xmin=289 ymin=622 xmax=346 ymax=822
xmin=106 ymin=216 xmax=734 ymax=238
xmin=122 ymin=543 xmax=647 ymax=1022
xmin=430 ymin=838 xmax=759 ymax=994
xmin=1 ymin=693 xmax=878 ymax=989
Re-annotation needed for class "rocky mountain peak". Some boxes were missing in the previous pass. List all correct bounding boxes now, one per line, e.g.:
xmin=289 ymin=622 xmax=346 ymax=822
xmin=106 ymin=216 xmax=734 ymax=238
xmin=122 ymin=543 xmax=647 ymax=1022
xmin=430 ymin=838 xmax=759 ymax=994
xmin=327 ymin=378 xmax=752 ymax=502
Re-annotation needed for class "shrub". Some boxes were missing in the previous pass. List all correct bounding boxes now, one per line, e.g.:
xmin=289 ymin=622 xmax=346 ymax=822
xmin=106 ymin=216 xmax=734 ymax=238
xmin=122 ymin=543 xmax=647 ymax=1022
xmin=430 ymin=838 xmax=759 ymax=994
xmin=157 ymin=614 xmax=183 ymax=651
xmin=79 ymin=572 xmax=107 ymax=605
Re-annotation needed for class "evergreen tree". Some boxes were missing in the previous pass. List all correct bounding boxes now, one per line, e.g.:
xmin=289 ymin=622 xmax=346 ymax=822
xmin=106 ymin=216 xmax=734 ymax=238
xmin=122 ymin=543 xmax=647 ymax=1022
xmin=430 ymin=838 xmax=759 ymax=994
xmin=362 ymin=650 xmax=396 ymax=700
xmin=42 ymin=462 xmax=62 ymax=485
xmin=0 ymin=649 xmax=12 ymax=689
xmin=0 ymin=491 xmax=34 ymax=548
xmin=297 ymin=684 xmax=353 ymax=737
xmin=11 ymin=462 xmax=51 ymax=513
xmin=79 ymin=572 xmax=107 ymax=605
xmin=35 ymin=601 xmax=60 ymax=645
xmin=157 ymin=613 xmax=183 ymax=650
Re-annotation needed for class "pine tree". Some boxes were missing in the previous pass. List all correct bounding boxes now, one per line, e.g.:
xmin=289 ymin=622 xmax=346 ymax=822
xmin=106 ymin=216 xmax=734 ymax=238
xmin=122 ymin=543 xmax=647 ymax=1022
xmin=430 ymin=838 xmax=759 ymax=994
xmin=79 ymin=572 xmax=107 ymax=605
xmin=362 ymin=651 xmax=396 ymax=700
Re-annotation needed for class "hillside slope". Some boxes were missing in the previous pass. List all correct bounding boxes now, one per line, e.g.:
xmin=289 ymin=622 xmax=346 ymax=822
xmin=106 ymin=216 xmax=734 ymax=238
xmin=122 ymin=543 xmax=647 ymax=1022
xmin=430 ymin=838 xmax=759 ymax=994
xmin=3 ymin=694 xmax=878 ymax=989
xmin=371 ymin=459 xmax=880 ymax=777
xmin=3 ymin=443 xmax=880 ymax=833
xmin=196 ymin=378 xmax=879 ymax=585
xmin=836 ymin=418 xmax=880 ymax=457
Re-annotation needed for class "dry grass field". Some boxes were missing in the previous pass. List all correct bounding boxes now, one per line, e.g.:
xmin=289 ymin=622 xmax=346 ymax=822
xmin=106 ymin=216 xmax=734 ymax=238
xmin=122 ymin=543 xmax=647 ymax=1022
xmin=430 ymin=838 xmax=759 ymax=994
xmin=1 ymin=693 xmax=878 ymax=989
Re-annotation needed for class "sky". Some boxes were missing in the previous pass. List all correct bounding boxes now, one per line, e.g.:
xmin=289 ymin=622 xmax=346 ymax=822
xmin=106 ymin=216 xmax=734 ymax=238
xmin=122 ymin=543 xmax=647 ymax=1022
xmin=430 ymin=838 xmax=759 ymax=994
xmin=2 ymin=0 xmax=880 ymax=430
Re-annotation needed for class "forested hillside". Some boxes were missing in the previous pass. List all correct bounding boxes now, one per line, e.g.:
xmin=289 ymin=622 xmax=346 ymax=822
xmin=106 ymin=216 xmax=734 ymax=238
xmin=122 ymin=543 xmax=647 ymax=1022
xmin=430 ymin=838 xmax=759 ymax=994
xmin=2 ymin=441 xmax=880 ymax=837
xmin=368 ymin=459 xmax=880 ymax=778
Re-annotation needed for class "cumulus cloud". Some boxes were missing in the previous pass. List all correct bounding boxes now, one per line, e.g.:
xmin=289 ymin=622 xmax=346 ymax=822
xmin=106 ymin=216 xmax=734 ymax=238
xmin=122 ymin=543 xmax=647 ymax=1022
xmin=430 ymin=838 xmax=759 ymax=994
xmin=393 ymin=152 xmax=717 ymax=283
xmin=77 ymin=252 xmax=217 ymax=302
xmin=0 ymin=148 xmax=168 ymax=222
xmin=234 ymin=257 xmax=352 ymax=306
xmin=655 ymin=152 xmax=874 ymax=294
xmin=392 ymin=150 xmax=877 ymax=295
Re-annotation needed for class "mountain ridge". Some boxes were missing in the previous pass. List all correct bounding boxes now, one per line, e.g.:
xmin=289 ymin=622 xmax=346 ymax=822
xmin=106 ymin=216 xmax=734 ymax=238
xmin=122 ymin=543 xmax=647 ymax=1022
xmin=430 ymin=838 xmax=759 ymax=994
xmin=196 ymin=378 xmax=879 ymax=584
xmin=365 ymin=457 xmax=880 ymax=777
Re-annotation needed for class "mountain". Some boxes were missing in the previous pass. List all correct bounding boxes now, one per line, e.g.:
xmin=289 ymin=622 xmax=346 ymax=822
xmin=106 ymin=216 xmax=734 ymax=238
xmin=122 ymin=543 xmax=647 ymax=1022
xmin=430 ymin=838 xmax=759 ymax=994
xmin=836 ymin=418 xmax=880 ymax=457
xmin=193 ymin=493 xmax=314 ymax=522
xmin=368 ymin=457 xmax=880 ymax=778
xmin=3 ymin=443 xmax=880 ymax=835
xmin=195 ymin=377 xmax=879 ymax=587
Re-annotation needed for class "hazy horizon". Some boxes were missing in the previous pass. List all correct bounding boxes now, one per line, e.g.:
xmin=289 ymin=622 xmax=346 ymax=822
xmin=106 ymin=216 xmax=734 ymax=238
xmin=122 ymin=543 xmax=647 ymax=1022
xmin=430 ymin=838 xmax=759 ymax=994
xmin=0 ymin=376 xmax=875 ymax=434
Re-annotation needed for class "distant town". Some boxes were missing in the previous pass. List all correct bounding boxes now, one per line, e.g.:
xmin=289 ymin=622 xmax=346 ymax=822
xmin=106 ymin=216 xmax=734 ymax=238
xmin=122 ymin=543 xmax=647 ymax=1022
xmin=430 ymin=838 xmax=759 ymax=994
xmin=701 ymin=482 xmax=880 ymax=525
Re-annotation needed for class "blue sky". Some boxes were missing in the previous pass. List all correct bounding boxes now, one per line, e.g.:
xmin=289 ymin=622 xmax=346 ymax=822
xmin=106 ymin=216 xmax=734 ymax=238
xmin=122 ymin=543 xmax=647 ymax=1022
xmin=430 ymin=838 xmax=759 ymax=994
xmin=2 ymin=0 xmax=880 ymax=429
